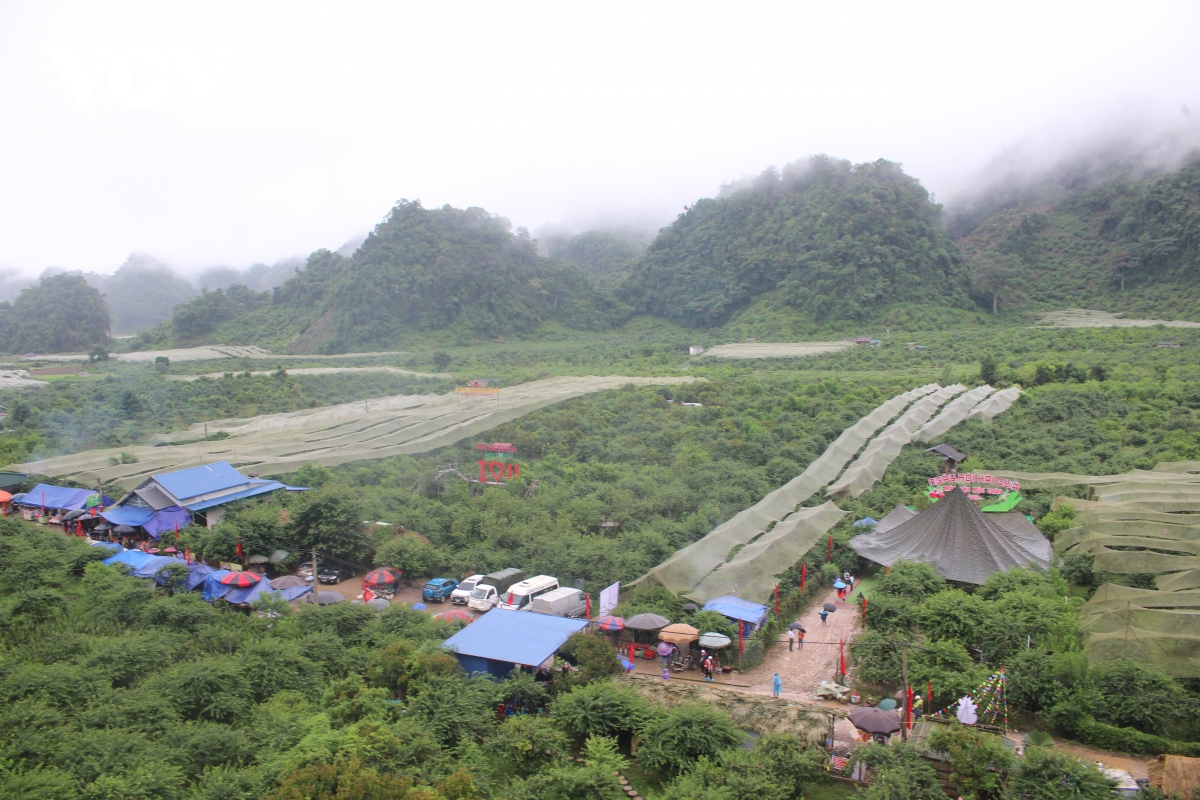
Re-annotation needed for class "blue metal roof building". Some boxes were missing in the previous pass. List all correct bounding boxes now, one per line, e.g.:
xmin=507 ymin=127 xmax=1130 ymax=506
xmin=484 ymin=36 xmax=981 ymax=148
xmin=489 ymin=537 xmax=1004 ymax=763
xmin=442 ymin=609 xmax=589 ymax=679
xmin=114 ymin=461 xmax=305 ymax=528
xmin=703 ymin=596 xmax=770 ymax=631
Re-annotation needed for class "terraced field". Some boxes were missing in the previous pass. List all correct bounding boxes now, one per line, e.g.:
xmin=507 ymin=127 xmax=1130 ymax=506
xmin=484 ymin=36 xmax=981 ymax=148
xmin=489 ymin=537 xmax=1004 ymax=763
xmin=698 ymin=341 xmax=855 ymax=359
xmin=1034 ymin=309 xmax=1200 ymax=328
xmin=9 ymin=374 xmax=698 ymax=489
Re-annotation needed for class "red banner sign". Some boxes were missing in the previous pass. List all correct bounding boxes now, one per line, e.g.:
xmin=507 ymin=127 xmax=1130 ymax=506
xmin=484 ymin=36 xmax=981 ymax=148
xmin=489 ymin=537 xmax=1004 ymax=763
xmin=927 ymin=473 xmax=1020 ymax=492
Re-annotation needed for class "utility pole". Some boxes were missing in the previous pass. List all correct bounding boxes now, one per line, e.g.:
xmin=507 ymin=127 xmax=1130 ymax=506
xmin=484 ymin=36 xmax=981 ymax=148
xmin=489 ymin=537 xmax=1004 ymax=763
xmin=311 ymin=548 xmax=319 ymax=603
xmin=901 ymin=639 xmax=910 ymax=741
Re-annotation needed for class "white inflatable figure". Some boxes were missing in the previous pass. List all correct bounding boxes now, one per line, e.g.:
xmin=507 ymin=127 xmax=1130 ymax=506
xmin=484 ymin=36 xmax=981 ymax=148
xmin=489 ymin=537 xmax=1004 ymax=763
xmin=956 ymin=695 xmax=978 ymax=725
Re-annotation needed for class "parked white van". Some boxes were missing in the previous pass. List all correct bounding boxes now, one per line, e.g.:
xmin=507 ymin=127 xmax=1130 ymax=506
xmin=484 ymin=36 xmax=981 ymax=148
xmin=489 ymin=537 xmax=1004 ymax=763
xmin=530 ymin=587 xmax=587 ymax=618
xmin=496 ymin=575 xmax=559 ymax=611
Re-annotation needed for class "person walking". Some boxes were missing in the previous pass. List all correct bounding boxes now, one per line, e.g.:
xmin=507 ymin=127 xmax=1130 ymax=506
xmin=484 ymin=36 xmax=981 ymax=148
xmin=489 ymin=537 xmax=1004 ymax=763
xmin=819 ymin=610 xmax=829 ymax=625
xmin=772 ymin=672 xmax=783 ymax=698
xmin=662 ymin=644 xmax=674 ymax=669
xmin=787 ymin=628 xmax=796 ymax=651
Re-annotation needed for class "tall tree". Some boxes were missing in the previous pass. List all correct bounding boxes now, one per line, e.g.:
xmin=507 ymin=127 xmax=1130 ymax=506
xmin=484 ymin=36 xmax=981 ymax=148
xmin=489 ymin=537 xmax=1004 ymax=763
xmin=971 ymin=251 xmax=1025 ymax=314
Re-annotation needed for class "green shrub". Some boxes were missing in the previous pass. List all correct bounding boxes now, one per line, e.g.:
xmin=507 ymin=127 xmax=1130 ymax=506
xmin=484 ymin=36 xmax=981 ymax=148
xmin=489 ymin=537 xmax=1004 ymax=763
xmin=635 ymin=702 xmax=743 ymax=778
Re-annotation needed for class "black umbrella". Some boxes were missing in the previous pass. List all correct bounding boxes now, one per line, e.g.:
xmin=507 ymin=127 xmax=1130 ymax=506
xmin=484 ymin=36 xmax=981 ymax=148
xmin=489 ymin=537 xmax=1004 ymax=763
xmin=94 ymin=521 xmax=113 ymax=531
xmin=848 ymin=706 xmax=901 ymax=736
xmin=788 ymin=622 xmax=806 ymax=632
xmin=823 ymin=603 xmax=837 ymax=612
xmin=114 ymin=525 xmax=136 ymax=534
xmin=681 ymin=603 xmax=699 ymax=612
xmin=62 ymin=509 xmax=87 ymax=521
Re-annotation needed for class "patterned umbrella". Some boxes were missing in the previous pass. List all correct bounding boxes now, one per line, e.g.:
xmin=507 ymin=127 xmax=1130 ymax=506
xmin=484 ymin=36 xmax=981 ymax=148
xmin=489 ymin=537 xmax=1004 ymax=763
xmin=363 ymin=567 xmax=403 ymax=588
xmin=595 ymin=615 xmax=625 ymax=631
xmin=219 ymin=571 xmax=262 ymax=588
xmin=437 ymin=609 xmax=473 ymax=624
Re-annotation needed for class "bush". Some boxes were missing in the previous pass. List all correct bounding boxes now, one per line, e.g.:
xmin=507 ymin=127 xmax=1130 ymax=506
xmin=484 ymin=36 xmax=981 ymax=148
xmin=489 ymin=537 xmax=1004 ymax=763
xmin=925 ymin=724 xmax=1014 ymax=800
xmin=635 ymin=702 xmax=744 ymax=778
xmin=551 ymin=680 xmax=650 ymax=743
xmin=874 ymin=561 xmax=947 ymax=601
xmin=1008 ymin=747 xmax=1115 ymax=799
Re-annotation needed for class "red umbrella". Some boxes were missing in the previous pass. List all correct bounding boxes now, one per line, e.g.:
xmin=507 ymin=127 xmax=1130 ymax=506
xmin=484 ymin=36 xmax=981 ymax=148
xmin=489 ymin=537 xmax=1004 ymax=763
xmin=595 ymin=615 xmax=625 ymax=631
xmin=163 ymin=547 xmax=178 ymax=554
xmin=219 ymin=571 xmax=261 ymax=588
xmin=362 ymin=567 xmax=403 ymax=589
xmin=437 ymin=609 xmax=472 ymax=624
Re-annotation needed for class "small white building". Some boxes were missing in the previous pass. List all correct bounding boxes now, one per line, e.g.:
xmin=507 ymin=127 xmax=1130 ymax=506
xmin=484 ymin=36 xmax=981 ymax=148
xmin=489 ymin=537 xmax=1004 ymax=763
xmin=688 ymin=345 xmax=705 ymax=356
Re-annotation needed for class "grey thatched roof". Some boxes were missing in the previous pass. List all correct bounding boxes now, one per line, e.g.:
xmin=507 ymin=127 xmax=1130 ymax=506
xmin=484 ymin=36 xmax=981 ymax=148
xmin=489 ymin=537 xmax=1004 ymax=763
xmin=849 ymin=487 xmax=1051 ymax=584
xmin=875 ymin=503 xmax=918 ymax=533
xmin=926 ymin=443 xmax=966 ymax=462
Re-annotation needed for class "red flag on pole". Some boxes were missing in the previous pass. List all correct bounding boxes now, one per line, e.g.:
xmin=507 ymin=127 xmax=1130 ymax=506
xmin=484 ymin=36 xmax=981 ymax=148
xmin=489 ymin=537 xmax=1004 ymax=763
xmin=827 ymin=534 xmax=833 ymax=562
xmin=628 ymin=643 xmax=636 ymax=671
xmin=76 ymin=520 xmax=84 ymax=537
xmin=862 ymin=596 xmax=868 ymax=628
xmin=363 ymin=587 xmax=376 ymax=603
xmin=738 ymin=620 xmax=744 ymax=655
xmin=905 ymin=686 xmax=914 ymax=731
xmin=174 ymin=523 xmax=180 ymax=543
xmin=927 ymin=680 xmax=933 ymax=710
xmin=585 ymin=592 xmax=591 ymax=619
xmin=236 ymin=541 xmax=244 ymax=561
xmin=89 ymin=506 xmax=96 ymax=518
xmin=839 ymin=638 xmax=845 ymax=676
xmin=774 ymin=584 xmax=779 ymax=616
xmin=801 ymin=563 xmax=806 ymax=591
xmin=184 ymin=546 xmax=192 ymax=564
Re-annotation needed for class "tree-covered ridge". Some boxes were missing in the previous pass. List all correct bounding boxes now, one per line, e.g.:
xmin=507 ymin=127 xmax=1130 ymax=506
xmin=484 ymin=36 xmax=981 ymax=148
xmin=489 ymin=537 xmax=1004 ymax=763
xmin=158 ymin=202 xmax=621 ymax=352
xmin=623 ymin=156 xmax=972 ymax=326
xmin=0 ymin=273 xmax=110 ymax=354
xmin=959 ymin=156 xmax=1200 ymax=317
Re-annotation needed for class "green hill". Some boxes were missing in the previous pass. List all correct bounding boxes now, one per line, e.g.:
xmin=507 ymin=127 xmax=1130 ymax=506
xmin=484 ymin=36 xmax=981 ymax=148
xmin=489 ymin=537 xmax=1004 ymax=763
xmin=150 ymin=201 xmax=618 ymax=353
xmin=957 ymin=157 xmax=1200 ymax=318
xmin=621 ymin=156 xmax=973 ymax=326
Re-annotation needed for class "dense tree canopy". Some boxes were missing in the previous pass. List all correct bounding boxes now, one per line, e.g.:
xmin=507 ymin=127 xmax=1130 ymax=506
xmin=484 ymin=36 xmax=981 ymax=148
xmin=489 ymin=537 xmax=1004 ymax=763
xmin=0 ymin=272 xmax=110 ymax=354
xmin=623 ymin=156 xmax=972 ymax=325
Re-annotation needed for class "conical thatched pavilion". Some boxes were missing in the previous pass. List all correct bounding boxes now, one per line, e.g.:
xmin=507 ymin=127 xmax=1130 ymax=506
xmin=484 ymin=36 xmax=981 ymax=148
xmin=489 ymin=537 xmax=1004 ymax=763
xmin=849 ymin=487 xmax=1051 ymax=584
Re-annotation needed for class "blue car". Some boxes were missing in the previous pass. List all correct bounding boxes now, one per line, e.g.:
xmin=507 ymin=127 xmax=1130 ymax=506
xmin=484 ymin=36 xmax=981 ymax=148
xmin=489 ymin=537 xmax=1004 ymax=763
xmin=422 ymin=578 xmax=458 ymax=603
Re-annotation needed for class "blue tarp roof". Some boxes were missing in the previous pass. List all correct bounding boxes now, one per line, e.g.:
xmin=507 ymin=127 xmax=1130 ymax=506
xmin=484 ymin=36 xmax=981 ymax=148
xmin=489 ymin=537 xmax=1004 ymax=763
xmin=224 ymin=579 xmax=277 ymax=605
xmin=143 ymin=507 xmax=192 ymax=539
xmin=153 ymin=461 xmax=248 ymax=502
xmin=133 ymin=555 xmax=184 ymax=582
xmin=279 ymin=584 xmax=313 ymax=602
xmin=853 ymin=517 xmax=878 ymax=527
xmin=202 ymin=570 xmax=234 ymax=602
xmin=90 ymin=541 xmax=121 ymax=552
xmin=442 ymin=608 xmax=589 ymax=668
xmin=103 ymin=549 xmax=156 ymax=570
xmin=185 ymin=563 xmax=212 ymax=592
xmin=15 ymin=484 xmax=113 ymax=511
xmin=101 ymin=506 xmax=155 ymax=526
xmin=703 ymin=596 xmax=769 ymax=627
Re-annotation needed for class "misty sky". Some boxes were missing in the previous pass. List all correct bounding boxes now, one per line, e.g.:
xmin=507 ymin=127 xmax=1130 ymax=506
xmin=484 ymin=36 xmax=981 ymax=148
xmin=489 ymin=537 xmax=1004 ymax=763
xmin=2 ymin=1 xmax=1198 ymax=278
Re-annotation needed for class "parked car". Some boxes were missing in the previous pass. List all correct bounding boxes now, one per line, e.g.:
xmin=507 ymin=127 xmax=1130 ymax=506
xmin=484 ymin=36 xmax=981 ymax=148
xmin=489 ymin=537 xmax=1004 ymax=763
xmin=450 ymin=575 xmax=483 ymax=605
xmin=317 ymin=566 xmax=352 ymax=584
xmin=422 ymin=578 xmax=459 ymax=603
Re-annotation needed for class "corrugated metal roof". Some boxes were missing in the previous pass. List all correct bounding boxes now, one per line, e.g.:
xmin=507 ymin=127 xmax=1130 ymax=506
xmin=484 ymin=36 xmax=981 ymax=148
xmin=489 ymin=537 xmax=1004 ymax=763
xmin=135 ymin=485 xmax=176 ymax=510
xmin=442 ymin=608 xmax=589 ymax=667
xmin=184 ymin=481 xmax=287 ymax=511
xmin=152 ymin=461 xmax=250 ymax=503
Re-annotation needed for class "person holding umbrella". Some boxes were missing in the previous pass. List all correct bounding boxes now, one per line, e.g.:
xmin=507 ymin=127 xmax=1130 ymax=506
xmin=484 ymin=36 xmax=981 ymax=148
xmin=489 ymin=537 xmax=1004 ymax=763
xmin=819 ymin=609 xmax=829 ymax=625
xmin=787 ymin=627 xmax=796 ymax=651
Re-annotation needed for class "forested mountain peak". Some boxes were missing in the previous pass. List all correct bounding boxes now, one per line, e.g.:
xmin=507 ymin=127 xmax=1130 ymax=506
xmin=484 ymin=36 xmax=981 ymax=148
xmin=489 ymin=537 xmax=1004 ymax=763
xmin=622 ymin=156 xmax=973 ymax=325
